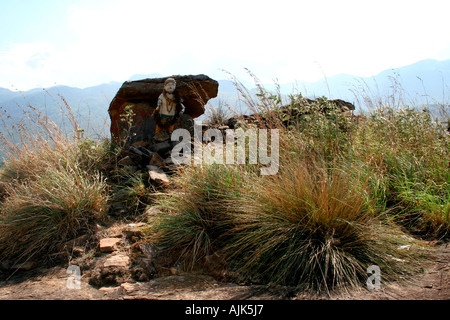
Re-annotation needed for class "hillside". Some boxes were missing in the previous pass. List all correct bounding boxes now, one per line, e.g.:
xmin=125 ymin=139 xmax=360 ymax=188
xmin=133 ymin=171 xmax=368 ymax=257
xmin=0 ymin=73 xmax=448 ymax=301
xmin=0 ymin=82 xmax=122 ymax=137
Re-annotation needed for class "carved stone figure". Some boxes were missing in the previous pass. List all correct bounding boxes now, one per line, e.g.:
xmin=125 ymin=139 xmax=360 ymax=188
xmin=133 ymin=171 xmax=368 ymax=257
xmin=152 ymin=78 xmax=183 ymax=142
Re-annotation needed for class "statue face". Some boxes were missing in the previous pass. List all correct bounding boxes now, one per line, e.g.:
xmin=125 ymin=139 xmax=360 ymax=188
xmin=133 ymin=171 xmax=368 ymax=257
xmin=164 ymin=81 xmax=176 ymax=93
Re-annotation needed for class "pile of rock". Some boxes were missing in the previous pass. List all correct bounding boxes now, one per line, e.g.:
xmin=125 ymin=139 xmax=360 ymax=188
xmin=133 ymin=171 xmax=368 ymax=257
xmin=224 ymin=97 xmax=356 ymax=129
xmin=108 ymin=74 xmax=219 ymax=187
xmin=87 ymin=222 xmax=158 ymax=287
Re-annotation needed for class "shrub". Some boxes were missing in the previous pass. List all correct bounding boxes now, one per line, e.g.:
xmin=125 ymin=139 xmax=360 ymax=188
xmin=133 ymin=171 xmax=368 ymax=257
xmin=351 ymin=106 xmax=450 ymax=238
xmin=148 ymin=163 xmax=250 ymax=269
xmin=146 ymin=79 xmax=435 ymax=292
xmin=109 ymin=171 xmax=156 ymax=216
xmin=223 ymin=155 xmax=421 ymax=291
xmin=0 ymin=99 xmax=110 ymax=263
xmin=147 ymin=131 xmax=425 ymax=291
xmin=0 ymin=151 xmax=108 ymax=263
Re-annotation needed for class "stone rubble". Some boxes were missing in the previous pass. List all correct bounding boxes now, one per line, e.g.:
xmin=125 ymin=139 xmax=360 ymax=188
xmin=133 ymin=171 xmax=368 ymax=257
xmin=99 ymin=238 xmax=122 ymax=253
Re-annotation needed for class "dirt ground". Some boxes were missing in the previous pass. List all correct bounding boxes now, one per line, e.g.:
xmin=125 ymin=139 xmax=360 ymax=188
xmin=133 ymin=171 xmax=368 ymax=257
xmin=0 ymin=243 xmax=447 ymax=301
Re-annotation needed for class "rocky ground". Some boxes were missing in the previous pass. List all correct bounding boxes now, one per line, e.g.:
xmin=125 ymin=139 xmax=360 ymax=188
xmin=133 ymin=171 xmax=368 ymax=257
xmin=0 ymin=219 xmax=448 ymax=301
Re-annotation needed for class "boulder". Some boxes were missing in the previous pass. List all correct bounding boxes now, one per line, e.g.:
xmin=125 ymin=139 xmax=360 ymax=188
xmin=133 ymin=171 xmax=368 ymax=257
xmin=128 ymin=145 xmax=153 ymax=167
xmin=149 ymin=152 xmax=166 ymax=168
xmin=103 ymin=254 xmax=131 ymax=268
xmin=226 ymin=97 xmax=356 ymax=129
xmin=100 ymin=238 xmax=122 ymax=253
xmin=108 ymin=74 xmax=219 ymax=145
xmin=150 ymin=140 xmax=174 ymax=156
xmin=147 ymin=166 xmax=170 ymax=186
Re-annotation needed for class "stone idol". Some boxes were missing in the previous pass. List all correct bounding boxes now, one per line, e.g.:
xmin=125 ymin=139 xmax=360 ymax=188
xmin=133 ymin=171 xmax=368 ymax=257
xmin=108 ymin=74 xmax=219 ymax=148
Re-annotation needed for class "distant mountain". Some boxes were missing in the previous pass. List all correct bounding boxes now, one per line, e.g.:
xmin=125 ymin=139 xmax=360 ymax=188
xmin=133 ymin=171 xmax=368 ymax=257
xmin=0 ymin=88 xmax=21 ymax=103
xmin=372 ymin=59 xmax=450 ymax=102
xmin=0 ymin=59 xmax=448 ymax=138
xmin=0 ymin=82 xmax=122 ymax=138
xmin=272 ymin=59 xmax=450 ymax=110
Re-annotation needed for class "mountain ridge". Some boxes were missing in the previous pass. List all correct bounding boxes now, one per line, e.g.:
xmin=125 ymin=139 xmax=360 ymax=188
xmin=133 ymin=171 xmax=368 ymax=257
xmin=0 ymin=58 xmax=448 ymax=132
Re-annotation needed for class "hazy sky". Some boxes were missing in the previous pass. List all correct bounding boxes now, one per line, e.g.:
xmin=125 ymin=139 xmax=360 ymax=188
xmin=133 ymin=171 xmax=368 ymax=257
xmin=1 ymin=0 xmax=449 ymax=91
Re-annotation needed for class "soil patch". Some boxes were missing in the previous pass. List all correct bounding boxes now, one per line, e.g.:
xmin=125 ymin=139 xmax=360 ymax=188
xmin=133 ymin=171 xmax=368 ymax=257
xmin=0 ymin=244 xmax=447 ymax=300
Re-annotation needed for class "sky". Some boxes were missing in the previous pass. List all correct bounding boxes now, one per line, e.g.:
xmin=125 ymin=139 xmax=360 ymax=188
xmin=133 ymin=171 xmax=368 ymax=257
xmin=1 ymin=0 xmax=450 ymax=91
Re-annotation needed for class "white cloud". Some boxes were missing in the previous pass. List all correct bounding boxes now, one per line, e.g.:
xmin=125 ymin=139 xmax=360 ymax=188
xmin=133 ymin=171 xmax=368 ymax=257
xmin=0 ymin=42 xmax=59 ymax=89
xmin=1 ymin=0 xmax=449 ymax=90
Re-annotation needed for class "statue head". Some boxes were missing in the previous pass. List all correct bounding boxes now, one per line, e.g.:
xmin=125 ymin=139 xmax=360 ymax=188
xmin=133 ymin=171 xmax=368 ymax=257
xmin=164 ymin=78 xmax=176 ymax=94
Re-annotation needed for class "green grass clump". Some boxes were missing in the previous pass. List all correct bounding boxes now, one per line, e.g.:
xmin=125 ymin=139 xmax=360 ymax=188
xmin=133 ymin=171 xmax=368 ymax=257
xmin=0 ymin=163 xmax=108 ymax=262
xmin=146 ymin=77 xmax=441 ymax=292
xmin=223 ymin=155 xmax=421 ymax=291
xmin=147 ymin=130 xmax=426 ymax=291
xmin=0 ymin=104 xmax=110 ymax=264
xmin=148 ymin=163 xmax=249 ymax=269
xmin=352 ymin=106 xmax=449 ymax=239
xmin=396 ymin=180 xmax=450 ymax=239
xmin=109 ymin=171 xmax=156 ymax=215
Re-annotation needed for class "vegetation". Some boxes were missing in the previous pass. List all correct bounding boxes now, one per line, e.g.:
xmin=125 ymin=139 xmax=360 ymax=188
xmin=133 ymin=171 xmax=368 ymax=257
xmin=0 ymin=75 xmax=447 ymax=293
xmin=147 ymin=76 xmax=448 ymax=291
xmin=0 ymin=106 xmax=109 ymax=263
xmin=0 ymin=102 xmax=149 ymax=264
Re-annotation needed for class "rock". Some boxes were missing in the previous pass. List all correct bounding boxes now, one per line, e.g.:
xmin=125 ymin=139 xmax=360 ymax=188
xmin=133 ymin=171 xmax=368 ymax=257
xmin=108 ymin=74 xmax=218 ymax=146
xmin=104 ymin=254 xmax=131 ymax=268
xmin=170 ymin=267 xmax=180 ymax=275
xmin=118 ymin=156 xmax=135 ymax=166
xmin=89 ymin=266 xmax=131 ymax=287
xmin=226 ymin=97 xmax=355 ymax=129
xmin=110 ymin=203 xmax=127 ymax=216
xmin=122 ymin=223 xmax=146 ymax=241
xmin=175 ymin=113 xmax=195 ymax=136
xmin=164 ymin=157 xmax=174 ymax=165
xmin=153 ymin=131 xmax=170 ymax=143
xmin=148 ymin=170 xmax=170 ymax=186
xmin=128 ymin=145 xmax=153 ymax=167
xmin=100 ymin=238 xmax=122 ymax=253
xmin=126 ymin=222 xmax=147 ymax=228
xmin=131 ymin=141 xmax=150 ymax=148
xmin=226 ymin=117 xmax=240 ymax=129
xmin=131 ymin=258 xmax=156 ymax=282
xmin=150 ymin=140 xmax=174 ymax=156
xmin=120 ymin=282 xmax=136 ymax=291
xmin=72 ymin=247 xmax=85 ymax=255
xmin=147 ymin=164 xmax=163 ymax=173
xmin=203 ymin=252 xmax=228 ymax=280
xmin=149 ymin=152 xmax=166 ymax=168
xmin=163 ymin=156 xmax=178 ymax=170
xmin=17 ymin=261 xmax=36 ymax=271
xmin=147 ymin=165 xmax=169 ymax=186
xmin=136 ymin=242 xmax=157 ymax=260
